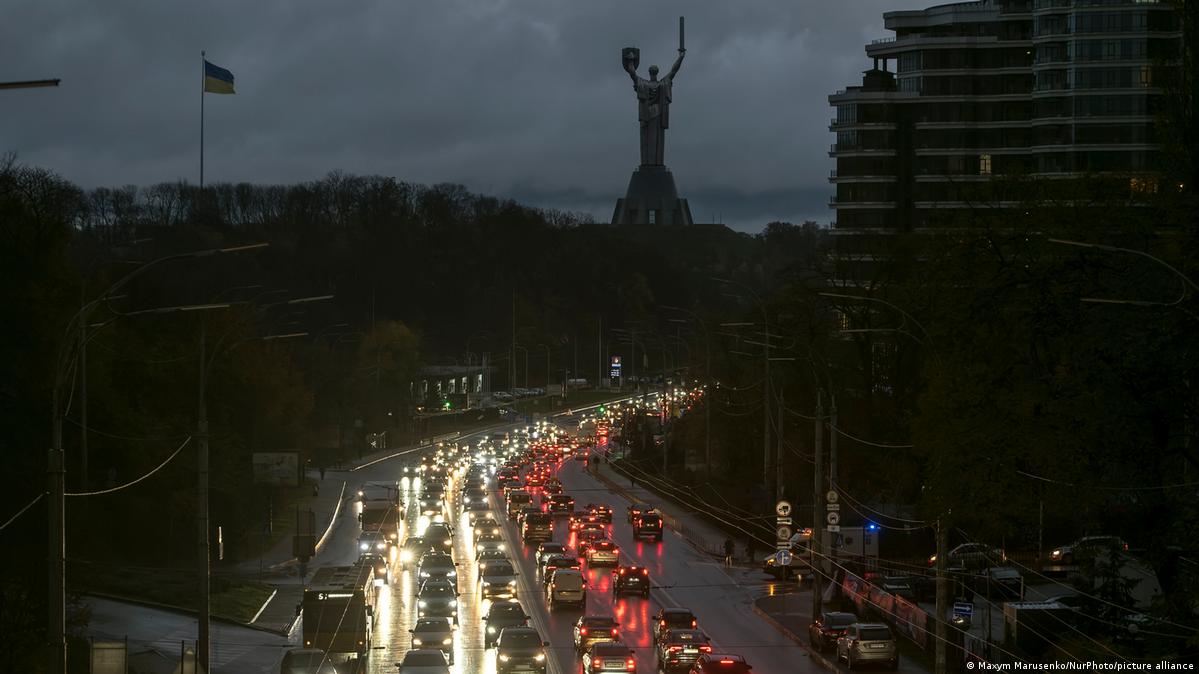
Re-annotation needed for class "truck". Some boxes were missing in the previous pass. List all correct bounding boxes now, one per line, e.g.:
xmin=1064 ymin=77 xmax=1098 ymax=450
xmin=359 ymin=499 xmax=402 ymax=546
xmin=301 ymin=562 xmax=377 ymax=661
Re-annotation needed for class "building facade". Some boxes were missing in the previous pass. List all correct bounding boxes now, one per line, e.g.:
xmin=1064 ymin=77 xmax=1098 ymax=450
xmin=828 ymin=0 xmax=1182 ymax=281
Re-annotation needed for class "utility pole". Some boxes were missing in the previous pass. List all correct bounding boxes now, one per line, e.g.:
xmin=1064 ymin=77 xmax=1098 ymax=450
xmin=776 ymin=388 xmax=785 ymax=500
xmin=829 ymin=395 xmax=839 ymax=559
xmin=511 ymin=287 xmax=516 ymax=393
xmin=935 ymin=519 xmax=948 ymax=674
xmin=197 ymin=320 xmax=211 ymax=673
xmin=763 ymin=324 xmax=771 ymax=489
xmin=79 ymin=301 xmax=88 ymax=493
xmin=812 ymin=392 xmax=824 ymax=619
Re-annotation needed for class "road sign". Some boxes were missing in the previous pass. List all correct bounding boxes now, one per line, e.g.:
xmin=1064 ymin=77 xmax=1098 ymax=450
xmin=826 ymin=490 xmax=839 ymax=503
xmin=776 ymin=525 xmax=792 ymax=541
xmin=953 ymin=602 xmax=974 ymax=617
xmin=775 ymin=500 xmax=792 ymax=517
xmin=775 ymin=549 xmax=793 ymax=567
xmin=827 ymin=524 xmax=841 ymax=533
xmin=826 ymin=511 xmax=841 ymax=526
xmin=776 ymin=516 xmax=792 ymax=525
xmin=826 ymin=503 xmax=841 ymax=511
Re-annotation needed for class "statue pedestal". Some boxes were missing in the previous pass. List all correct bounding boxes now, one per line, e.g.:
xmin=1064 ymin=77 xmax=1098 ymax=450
xmin=611 ymin=165 xmax=694 ymax=226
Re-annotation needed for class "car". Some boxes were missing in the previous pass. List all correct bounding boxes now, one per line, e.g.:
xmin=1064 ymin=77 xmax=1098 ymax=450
xmin=586 ymin=540 xmax=621 ymax=566
xmin=547 ymin=569 xmax=587 ymax=609
xmin=656 ymin=629 xmax=712 ymax=672
xmin=928 ymin=542 xmax=1005 ymax=569
xmin=525 ymin=473 xmax=545 ymax=487
xmin=517 ymin=506 xmax=543 ymax=525
xmin=633 ymin=513 xmax=664 ymax=542
xmin=536 ymin=542 xmax=568 ymax=566
xmin=475 ymin=532 xmax=507 ymax=555
xmin=836 ymin=623 xmax=898 ymax=670
xmin=417 ymin=494 xmax=445 ymax=517
xmin=582 ymin=641 xmax=637 ymax=673
xmin=279 ymin=648 xmax=339 ymax=674
xmin=495 ymin=626 xmax=549 ymax=674
xmin=522 ymin=512 xmax=554 ymax=544
xmin=570 ymin=511 xmax=603 ymax=531
xmin=395 ymin=648 xmax=451 ymax=674
xmin=541 ymin=554 xmax=582 ymax=582
xmin=416 ymin=578 xmax=460 ymax=624
xmin=357 ymin=531 xmax=388 ymax=554
xmin=576 ymin=528 xmax=607 ymax=555
xmin=612 ymin=565 xmax=651 ymax=598
xmin=416 ymin=552 xmax=458 ymax=590
xmin=477 ymin=548 xmax=509 ymax=567
xmin=808 ymin=611 xmax=858 ymax=653
xmin=506 ymin=490 xmax=534 ymax=519
xmin=480 ymin=559 xmax=520 ymax=599
xmin=423 ymin=522 xmax=455 ymax=550
xmin=688 ymin=653 xmax=753 ymax=673
xmin=473 ymin=517 xmax=502 ymax=540
xmin=546 ymin=493 xmax=575 ymax=514
xmin=1050 ymin=536 xmax=1129 ymax=565
xmin=574 ymin=615 xmax=621 ymax=652
xmin=463 ymin=501 xmax=492 ymax=520
xmin=969 ymin=567 xmax=1024 ymax=600
xmin=400 ymin=536 xmax=437 ymax=570
xmin=410 ymin=617 xmax=455 ymax=665
xmin=360 ymin=551 xmax=392 ymax=585
xmin=483 ymin=601 xmax=530 ymax=648
xmin=585 ymin=503 xmax=614 ymax=523
xmin=653 ymin=608 xmax=699 ymax=641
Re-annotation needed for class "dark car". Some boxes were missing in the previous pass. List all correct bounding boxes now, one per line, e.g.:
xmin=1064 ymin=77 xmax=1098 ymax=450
xmin=633 ymin=513 xmax=664 ymax=542
xmin=585 ymin=503 xmax=614 ymax=523
xmin=653 ymin=608 xmax=699 ymax=641
xmin=612 ymin=565 xmax=651 ymax=598
xmin=1050 ymin=535 xmax=1128 ymax=565
xmin=360 ymin=551 xmax=392 ymax=585
xmin=576 ymin=528 xmax=607 ymax=554
xmin=583 ymin=642 xmax=636 ymax=674
xmin=495 ymin=626 xmax=549 ymax=673
xmin=416 ymin=553 xmax=458 ymax=591
xmin=928 ymin=542 xmax=1005 ymax=570
xmin=409 ymin=617 xmax=455 ymax=665
xmin=656 ymin=629 xmax=712 ymax=673
xmin=541 ymin=554 xmax=582 ymax=583
xmin=546 ymin=494 xmax=575 ymax=514
xmin=484 ymin=601 xmax=529 ymax=649
xmin=423 ymin=522 xmax=455 ymax=550
xmin=808 ymin=611 xmax=857 ymax=653
xmin=479 ymin=560 xmax=520 ymax=600
xmin=395 ymin=649 xmax=451 ymax=674
xmin=536 ymin=542 xmax=568 ymax=566
xmin=279 ymin=648 xmax=339 ymax=674
xmin=416 ymin=578 xmax=460 ymax=624
xmin=400 ymin=536 xmax=435 ymax=570
xmin=688 ymin=653 xmax=752 ymax=674
xmin=522 ymin=512 xmax=554 ymax=544
xmin=573 ymin=614 xmax=621 ymax=653
xmin=627 ymin=503 xmax=656 ymax=523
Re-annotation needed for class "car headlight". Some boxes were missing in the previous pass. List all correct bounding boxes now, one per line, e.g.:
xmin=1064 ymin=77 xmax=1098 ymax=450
xmin=412 ymin=638 xmax=423 ymax=646
xmin=418 ymin=600 xmax=428 ymax=608
xmin=499 ymin=655 xmax=511 ymax=662
xmin=447 ymin=570 xmax=456 ymax=577
xmin=401 ymin=551 xmax=413 ymax=562
xmin=449 ymin=599 xmax=457 ymax=607
xmin=488 ymin=626 xmax=496 ymax=634
xmin=359 ymin=543 xmax=369 ymax=551
xmin=420 ymin=571 xmax=430 ymax=578
xmin=534 ymin=653 xmax=546 ymax=662
xmin=442 ymin=637 xmax=453 ymax=645
xmin=507 ymin=579 xmax=517 ymax=585
xmin=497 ymin=544 xmax=505 ymax=551
xmin=376 ymin=542 xmax=386 ymax=550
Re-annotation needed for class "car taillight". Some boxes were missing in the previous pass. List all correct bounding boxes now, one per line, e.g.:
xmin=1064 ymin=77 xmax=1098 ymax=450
xmin=699 ymin=645 xmax=712 ymax=653
xmin=667 ymin=646 xmax=682 ymax=653
xmin=618 ymin=568 xmax=626 ymax=575
xmin=641 ymin=569 xmax=648 ymax=575
xmin=691 ymin=620 xmax=698 ymax=628
xmin=611 ymin=628 xmax=618 ymax=636
xmin=580 ymin=627 xmax=588 ymax=635
xmin=593 ymin=659 xmax=604 ymax=669
xmin=626 ymin=658 xmax=636 ymax=670
xmin=719 ymin=659 xmax=735 ymax=665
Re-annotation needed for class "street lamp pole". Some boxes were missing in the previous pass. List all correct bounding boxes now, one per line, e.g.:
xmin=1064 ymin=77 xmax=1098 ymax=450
xmin=715 ymin=279 xmax=772 ymax=489
xmin=663 ymin=306 xmax=711 ymax=476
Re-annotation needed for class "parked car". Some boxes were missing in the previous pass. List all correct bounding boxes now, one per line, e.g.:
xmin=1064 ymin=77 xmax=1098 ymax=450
xmin=969 ymin=567 xmax=1024 ymax=601
xmin=835 ymin=623 xmax=898 ymax=670
xmin=927 ymin=543 xmax=1005 ymax=569
xmin=808 ymin=611 xmax=857 ymax=653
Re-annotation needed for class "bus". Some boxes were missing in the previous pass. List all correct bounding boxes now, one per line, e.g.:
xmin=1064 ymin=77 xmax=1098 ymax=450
xmin=301 ymin=563 xmax=377 ymax=660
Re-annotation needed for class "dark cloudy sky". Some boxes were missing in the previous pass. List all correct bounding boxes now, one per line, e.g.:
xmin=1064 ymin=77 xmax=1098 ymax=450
xmin=2 ymin=1 xmax=899 ymax=232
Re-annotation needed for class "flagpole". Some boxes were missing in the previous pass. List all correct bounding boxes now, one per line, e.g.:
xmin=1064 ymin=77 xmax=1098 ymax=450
xmin=200 ymin=50 xmax=205 ymax=188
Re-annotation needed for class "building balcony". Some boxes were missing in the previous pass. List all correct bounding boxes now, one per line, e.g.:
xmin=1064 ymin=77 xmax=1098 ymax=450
xmin=830 ymin=198 xmax=899 ymax=209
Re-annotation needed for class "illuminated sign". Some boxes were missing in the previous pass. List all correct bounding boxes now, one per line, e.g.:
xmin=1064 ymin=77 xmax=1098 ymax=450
xmin=610 ymin=355 xmax=622 ymax=379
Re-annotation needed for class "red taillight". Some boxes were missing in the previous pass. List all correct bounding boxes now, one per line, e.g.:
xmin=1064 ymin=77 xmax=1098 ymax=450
xmin=611 ymin=628 xmax=618 ymax=636
xmin=580 ymin=627 xmax=588 ymax=635
xmin=719 ymin=659 xmax=735 ymax=665
xmin=691 ymin=620 xmax=698 ymax=628
xmin=593 ymin=659 xmax=604 ymax=669
xmin=640 ymin=569 xmax=648 ymax=575
xmin=699 ymin=645 xmax=712 ymax=653
xmin=667 ymin=646 xmax=682 ymax=653
xmin=626 ymin=659 xmax=635 ymax=670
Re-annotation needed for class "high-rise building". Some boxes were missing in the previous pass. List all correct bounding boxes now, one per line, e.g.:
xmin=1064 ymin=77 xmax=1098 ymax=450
xmin=827 ymin=0 xmax=1182 ymax=283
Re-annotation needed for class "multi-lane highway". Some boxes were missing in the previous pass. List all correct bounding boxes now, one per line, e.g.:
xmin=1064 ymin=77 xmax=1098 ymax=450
xmin=295 ymin=417 xmax=820 ymax=674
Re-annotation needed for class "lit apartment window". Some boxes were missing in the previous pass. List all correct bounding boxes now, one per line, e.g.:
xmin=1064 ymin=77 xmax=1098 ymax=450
xmin=1140 ymin=65 xmax=1152 ymax=87
xmin=979 ymin=153 xmax=993 ymax=175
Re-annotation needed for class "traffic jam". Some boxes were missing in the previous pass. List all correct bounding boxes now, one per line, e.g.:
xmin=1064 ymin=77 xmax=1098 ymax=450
xmin=293 ymin=412 xmax=752 ymax=674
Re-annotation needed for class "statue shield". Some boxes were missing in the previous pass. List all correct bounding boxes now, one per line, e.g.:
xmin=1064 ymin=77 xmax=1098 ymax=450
xmin=622 ymin=47 xmax=640 ymax=71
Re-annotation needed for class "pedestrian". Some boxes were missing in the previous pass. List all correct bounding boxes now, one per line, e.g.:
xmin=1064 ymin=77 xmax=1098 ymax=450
xmin=319 ymin=466 xmax=326 ymax=481
xmin=312 ymin=482 xmax=319 ymax=497
xmin=723 ymin=537 xmax=735 ymax=567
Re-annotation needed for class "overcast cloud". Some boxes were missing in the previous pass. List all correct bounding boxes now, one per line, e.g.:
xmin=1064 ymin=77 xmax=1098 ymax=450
xmin=2 ymin=1 xmax=898 ymax=232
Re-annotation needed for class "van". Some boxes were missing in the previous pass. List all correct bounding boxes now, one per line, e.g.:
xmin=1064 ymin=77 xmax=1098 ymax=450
xmin=506 ymin=490 xmax=533 ymax=520
xmin=522 ymin=512 xmax=554 ymax=544
xmin=547 ymin=569 xmax=587 ymax=609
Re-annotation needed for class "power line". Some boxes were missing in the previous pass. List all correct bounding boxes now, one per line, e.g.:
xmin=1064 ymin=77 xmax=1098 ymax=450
xmin=0 ymin=493 xmax=44 ymax=532
xmin=1015 ymin=470 xmax=1199 ymax=492
xmin=66 ymin=437 xmax=191 ymax=497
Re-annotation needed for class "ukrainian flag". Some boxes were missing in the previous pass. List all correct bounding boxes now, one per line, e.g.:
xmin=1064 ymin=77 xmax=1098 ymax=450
xmin=203 ymin=60 xmax=235 ymax=94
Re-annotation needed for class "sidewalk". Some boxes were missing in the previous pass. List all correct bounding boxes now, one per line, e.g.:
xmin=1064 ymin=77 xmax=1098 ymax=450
xmin=233 ymin=469 xmax=348 ymax=578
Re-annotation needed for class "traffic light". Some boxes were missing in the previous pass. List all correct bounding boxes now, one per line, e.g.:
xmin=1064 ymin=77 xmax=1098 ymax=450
xmin=443 ymin=400 xmax=452 ymax=411
xmin=598 ymin=405 xmax=606 ymax=414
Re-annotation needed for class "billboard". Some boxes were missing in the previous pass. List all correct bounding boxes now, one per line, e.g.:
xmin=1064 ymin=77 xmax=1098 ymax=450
xmin=252 ymin=451 xmax=301 ymax=486
xmin=610 ymin=355 xmax=622 ymax=380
